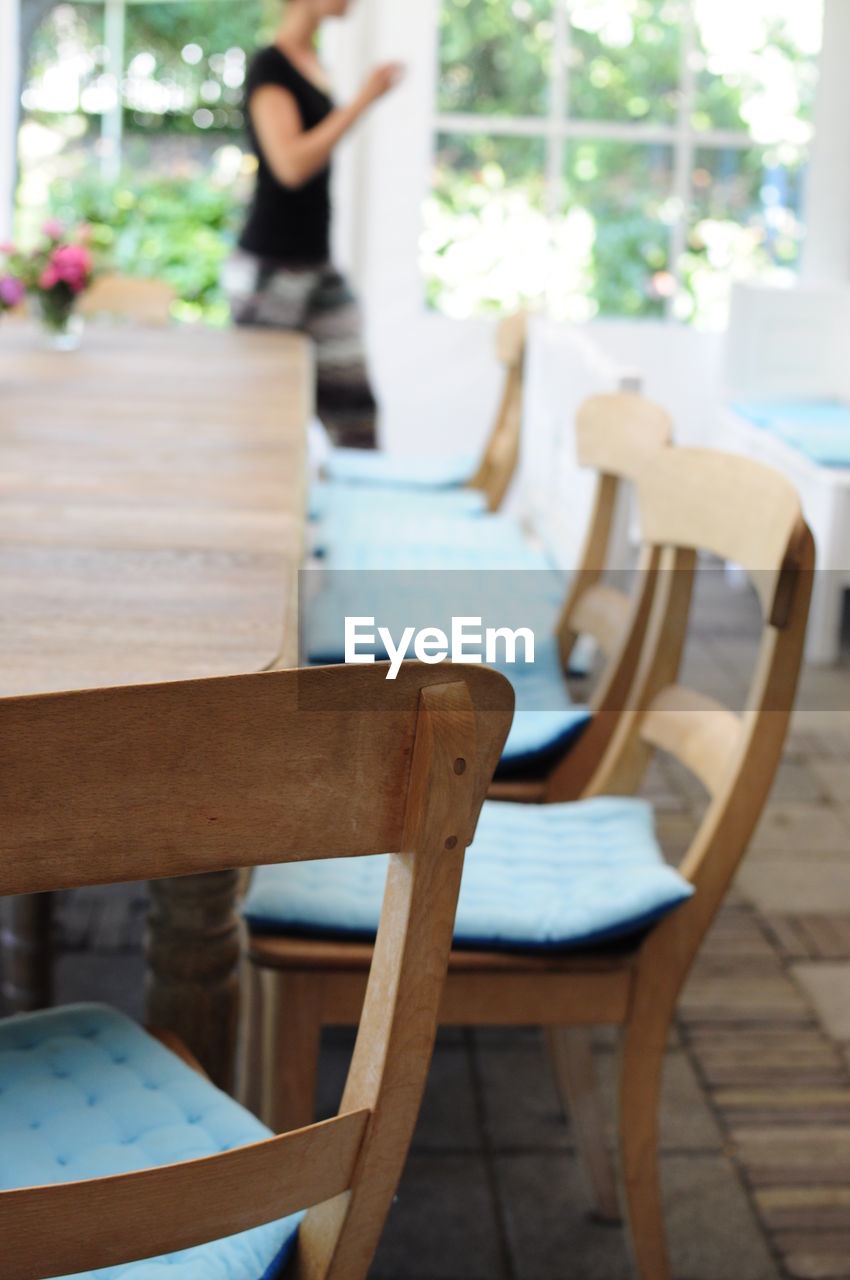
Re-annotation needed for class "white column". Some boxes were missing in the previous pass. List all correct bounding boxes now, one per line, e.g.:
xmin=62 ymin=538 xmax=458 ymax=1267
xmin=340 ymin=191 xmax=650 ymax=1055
xmin=324 ymin=0 xmax=373 ymax=280
xmin=360 ymin=0 xmax=439 ymax=314
xmin=0 ymin=0 xmax=21 ymax=242
xmin=801 ymin=0 xmax=850 ymax=284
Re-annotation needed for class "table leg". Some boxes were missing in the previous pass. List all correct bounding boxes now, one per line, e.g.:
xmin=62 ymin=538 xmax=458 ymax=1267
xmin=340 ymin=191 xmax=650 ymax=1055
xmin=0 ymin=893 xmax=53 ymax=1013
xmin=145 ymin=871 xmax=242 ymax=1092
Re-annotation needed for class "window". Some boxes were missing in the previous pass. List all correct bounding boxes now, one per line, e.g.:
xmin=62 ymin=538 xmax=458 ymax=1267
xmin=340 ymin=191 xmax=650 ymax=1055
xmin=422 ymin=0 xmax=823 ymax=326
xmin=17 ymin=0 xmax=268 ymax=321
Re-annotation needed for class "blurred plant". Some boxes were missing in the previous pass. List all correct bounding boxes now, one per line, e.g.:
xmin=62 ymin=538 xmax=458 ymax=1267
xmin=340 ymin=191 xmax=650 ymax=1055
xmin=17 ymin=2 xmax=258 ymax=327
xmin=22 ymin=0 xmax=276 ymax=137
xmin=45 ymin=169 xmax=245 ymax=324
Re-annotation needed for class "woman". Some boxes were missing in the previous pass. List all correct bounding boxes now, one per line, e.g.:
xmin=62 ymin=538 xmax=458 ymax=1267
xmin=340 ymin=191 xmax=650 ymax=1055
xmin=228 ymin=0 xmax=402 ymax=448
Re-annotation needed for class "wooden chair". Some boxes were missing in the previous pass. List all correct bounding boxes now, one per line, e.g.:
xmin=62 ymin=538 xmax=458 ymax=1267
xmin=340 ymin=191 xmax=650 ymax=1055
xmin=466 ymin=309 xmax=528 ymax=510
xmin=244 ymin=447 xmax=813 ymax=1280
xmin=0 ymin=662 xmax=512 ymax=1280
xmin=310 ymin=391 xmax=671 ymax=796
xmin=80 ymin=273 xmax=176 ymax=326
xmin=491 ymin=390 xmax=672 ymax=802
xmin=323 ymin=312 xmax=527 ymax=510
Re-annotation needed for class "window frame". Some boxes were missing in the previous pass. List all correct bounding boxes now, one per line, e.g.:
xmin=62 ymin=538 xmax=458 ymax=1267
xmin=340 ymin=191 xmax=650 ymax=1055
xmin=430 ymin=0 xmax=815 ymax=321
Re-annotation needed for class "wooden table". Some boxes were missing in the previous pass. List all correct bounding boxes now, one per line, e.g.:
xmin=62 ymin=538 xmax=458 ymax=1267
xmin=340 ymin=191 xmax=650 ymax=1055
xmin=0 ymin=323 xmax=310 ymax=1088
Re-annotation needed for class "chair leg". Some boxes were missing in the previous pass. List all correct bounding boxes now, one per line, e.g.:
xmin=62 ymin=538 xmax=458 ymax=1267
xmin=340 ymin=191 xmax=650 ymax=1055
xmin=257 ymin=967 xmax=323 ymax=1134
xmin=617 ymin=1020 xmax=670 ymax=1280
xmin=546 ymin=1027 xmax=621 ymax=1223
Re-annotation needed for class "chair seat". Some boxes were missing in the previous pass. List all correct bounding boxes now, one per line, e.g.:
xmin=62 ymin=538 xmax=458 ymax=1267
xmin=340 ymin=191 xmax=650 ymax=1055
xmin=0 ymin=1004 xmax=300 ymax=1280
xmin=305 ymin=607 xmax=587 ymax=774
xmin=324 ymin=448 xmax=475 ymax=489
xmin=731 ymin=399 xmax=850 ymax=467
xmin=243 ymin=796 xmax=693 ymax=951
xmin=320 ymin=512 xmax=535 ymax=564
xmin=308 ymin=481 xmax=488 ymax=523
xmin=303 ymin=556 xmax=563 ymax=663
xmin=320 ymin=540 xmax=555 ymax=572
xmin=497 ymin=635 xmax=591 ymax=771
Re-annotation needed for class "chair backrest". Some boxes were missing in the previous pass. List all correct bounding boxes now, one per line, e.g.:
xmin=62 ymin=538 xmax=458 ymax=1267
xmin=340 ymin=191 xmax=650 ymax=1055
xmin=543 ymin=392 xmax=672 ymax=800
xmin=0 ymin=662 xmax=513 ymax=1280
xmin=80 ymin=273 xmax=176 ymax=326
xmin=587 ymin=445 xmax=813 ymax=981
xmin=468 ymin=311 xmax=527 ymax=510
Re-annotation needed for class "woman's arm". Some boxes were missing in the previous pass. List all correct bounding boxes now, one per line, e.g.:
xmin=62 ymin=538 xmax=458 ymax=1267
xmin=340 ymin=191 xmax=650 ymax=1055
xmin=250 ymin=63 xmax=403 ymax=189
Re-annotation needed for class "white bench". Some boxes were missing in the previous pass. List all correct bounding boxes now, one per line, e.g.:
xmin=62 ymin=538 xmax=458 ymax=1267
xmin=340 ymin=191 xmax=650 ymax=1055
xmin=715 ymin=406 xmax=850 ymax=664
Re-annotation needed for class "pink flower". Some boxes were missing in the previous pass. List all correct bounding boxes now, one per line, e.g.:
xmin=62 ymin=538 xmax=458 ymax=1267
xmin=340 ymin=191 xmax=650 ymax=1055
xmin=49 ymin=243 xmax=92 ymax=291
xmin=0 ymin=275 xmax=25 ymax=307
xmin=0 ymin=241 xmax=16 ymax=256
xmin=39 ymin=266 xmax=58 ymax=290
xmin=42 ymin=219 xmax=65 ymax=241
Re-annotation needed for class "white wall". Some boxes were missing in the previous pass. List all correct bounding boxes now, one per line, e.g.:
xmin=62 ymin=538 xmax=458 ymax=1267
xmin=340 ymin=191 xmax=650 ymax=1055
xmin=803 ymin=0 xmax=850 ymax=285
xmin=0 ymin=0 xmax=20 ymax=243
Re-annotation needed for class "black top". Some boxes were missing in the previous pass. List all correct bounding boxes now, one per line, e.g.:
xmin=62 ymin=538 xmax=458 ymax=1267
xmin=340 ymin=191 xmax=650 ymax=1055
xmin=239 ymin=46 xmax=333 ymax=264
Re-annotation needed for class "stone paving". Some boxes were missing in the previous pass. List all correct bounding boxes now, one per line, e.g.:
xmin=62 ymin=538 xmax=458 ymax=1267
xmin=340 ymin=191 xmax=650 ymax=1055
xmin=5 ymin=570 xmax=850 ymax=1279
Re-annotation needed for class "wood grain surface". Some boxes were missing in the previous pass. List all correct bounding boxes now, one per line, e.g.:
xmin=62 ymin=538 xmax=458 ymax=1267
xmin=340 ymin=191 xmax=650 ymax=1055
xmin=0 ymin=323 xmax=311 ymax=695
xmin=0 ymin=322 xmax=311 ymax=1084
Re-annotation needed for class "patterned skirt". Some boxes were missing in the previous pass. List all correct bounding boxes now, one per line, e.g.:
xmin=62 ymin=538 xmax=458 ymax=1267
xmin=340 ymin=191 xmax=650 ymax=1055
xmin=225 ymin=250 xmax=377 ymax=449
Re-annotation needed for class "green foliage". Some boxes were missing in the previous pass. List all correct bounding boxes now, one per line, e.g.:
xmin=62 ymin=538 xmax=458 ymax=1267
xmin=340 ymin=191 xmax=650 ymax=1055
xmin=568 ymin=0 xmax=684 ymax=123
xmin=121 ymin=0 xmax=266 ymax=136
xmin=566 ymin=139 xmax=673 ymax=316
xmin=426 ymin=133 xmax=673 ymax=319
xmin=429 ymin=0 xmax=819 ymax=323
xmin=47 ymin=171 xmax=244 ymax=324
xmin=439 ymin=0 xmax=553 ymax=117
xmin=25 ymin=0 xmax=277 ymax=137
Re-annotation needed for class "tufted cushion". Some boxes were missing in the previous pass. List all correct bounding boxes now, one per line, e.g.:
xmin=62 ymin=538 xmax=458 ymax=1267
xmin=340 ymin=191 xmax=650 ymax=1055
xmin=303 ymin=565 xmax=563 ymax=664
xmin=319 ymin=540 xmax=554 ymax=573
xmin=324 ymin=449 xmax=475 ymax=489
xmin=731 ymin=399 xmax=850 ymax=467
xmin=244 ymin=797 xmax=694 ymax=951
xmin=308 ymin=481 xmax=488 ymax=524
xmin=496 ymin=636 xmax=591 ymax=771
xmin=318 ymin=512 xmax=538 ymax=567
xmin=0 ymin=1004 xmax=300 ymax=1280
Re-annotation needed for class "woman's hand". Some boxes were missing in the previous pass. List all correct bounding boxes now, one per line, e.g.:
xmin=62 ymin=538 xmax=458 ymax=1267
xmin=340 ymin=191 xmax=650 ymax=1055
xmin=250 ymin=61 xmax=404 ymax=190
xmin=357 ymin=62 xmax=405 ymax=109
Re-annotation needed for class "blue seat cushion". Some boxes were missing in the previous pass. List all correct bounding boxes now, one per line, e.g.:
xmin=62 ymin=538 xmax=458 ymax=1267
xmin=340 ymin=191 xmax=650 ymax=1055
xmin=0 ymin=1004 xmax=300 ymax=1280
xmin=321 ymin=512 xmax=535 ymax=564
xmin=305 ymin=600 xmax=588 ymax=775
xmin=495 ymin=635 xmax=591 ymax=771
xmin=308 ymin=481 xmax=488 ymax=524
xmin=314 ymin=508 xmax=522 ymax=564
xmin=324 ymin=449 xmax=476 ymax=489
xmin=320 ymin=540 xmax=555 ymax=573
xmin=303 ymin=565 xmax=564 ymax=665
xmin=243 ymin=796 xmax=694 ymax=951
xmin=731 ymin=399 xmax=850 ymax=467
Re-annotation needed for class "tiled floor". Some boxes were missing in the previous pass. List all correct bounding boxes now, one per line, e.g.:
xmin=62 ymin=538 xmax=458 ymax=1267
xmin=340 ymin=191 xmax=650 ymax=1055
xmin=3 ymin=568 xmax=850 ymax=1279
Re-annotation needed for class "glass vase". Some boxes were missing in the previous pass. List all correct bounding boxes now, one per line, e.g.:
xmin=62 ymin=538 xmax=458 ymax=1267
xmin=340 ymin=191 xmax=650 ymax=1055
xmin=33 ymin=292 xmax=83 ymax=352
